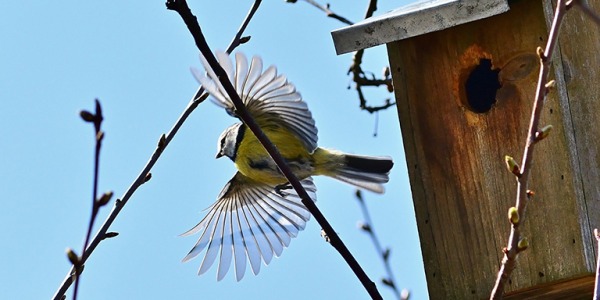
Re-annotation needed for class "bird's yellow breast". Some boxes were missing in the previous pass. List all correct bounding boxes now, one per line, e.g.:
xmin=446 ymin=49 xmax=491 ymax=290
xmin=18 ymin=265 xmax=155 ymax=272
xmin=235 ymin=124 xmax=315 ymax=185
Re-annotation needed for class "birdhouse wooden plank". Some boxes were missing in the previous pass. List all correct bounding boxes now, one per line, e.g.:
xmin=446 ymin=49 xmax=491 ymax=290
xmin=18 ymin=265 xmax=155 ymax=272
xmin=332 ymin=0 xmax=599 ymax=298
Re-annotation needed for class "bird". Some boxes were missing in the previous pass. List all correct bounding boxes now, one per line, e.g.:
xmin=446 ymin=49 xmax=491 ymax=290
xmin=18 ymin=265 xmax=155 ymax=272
xmin=182 ymin=51 xmax=394 ymax=281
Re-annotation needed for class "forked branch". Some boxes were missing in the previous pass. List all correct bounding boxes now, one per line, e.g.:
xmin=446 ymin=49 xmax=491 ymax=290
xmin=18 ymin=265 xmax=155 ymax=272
xmin=51 ymin=2 xmax=262 ymax=299
xmin=289 ymin=0 xmax=394 ymax=113
xmin=287 ymin=0 xmax=354 ymax=25
xmin=356 ymin=190 xmax=408 ymax=300
xmin=490 ymin=1 xmax=571 ymax=298
xmin=67 ymin=99 xmax=115 ymax=300
xmin=166 ymin=0 xmax=383 ymax=298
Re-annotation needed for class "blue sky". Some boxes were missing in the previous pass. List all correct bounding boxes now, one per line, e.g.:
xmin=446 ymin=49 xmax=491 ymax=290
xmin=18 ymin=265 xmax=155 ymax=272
xmin=0 ymin=1 xmax=428 ymax=299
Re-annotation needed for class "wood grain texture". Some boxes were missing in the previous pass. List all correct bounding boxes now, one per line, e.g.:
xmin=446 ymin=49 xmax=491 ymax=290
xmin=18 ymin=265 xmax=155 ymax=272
xmin=547 ymin=0 xmax=600 ymax=269
xmin=504 ymin=275 xmax=594 ymax=299
xmin=387 ymin=0 xmax=596 ymax=298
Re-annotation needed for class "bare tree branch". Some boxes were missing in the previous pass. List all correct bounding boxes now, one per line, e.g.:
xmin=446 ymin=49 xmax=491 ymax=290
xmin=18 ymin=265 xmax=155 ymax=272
xmin=356 ymin=190 xmax=408 ymax=300
xmin=166 ymin=1 xmax=383 ymax=298
xmin=289 ymin=0 xmax=393 ymax=114
xmin=287 ymin=0 xmax=354 ymax=25
xmin=362 ymin=0 xmax=378 ymax=20
xmin=492 ymin=0 xmax=600 ymax=296
xmin=63 ymin=100 xmax=114 ymax=300
xmin=348 ymin=0 xmax=396 ymax=114
xmin=51 ymin=2 xmax=262 ymax=299
xmin=489 ymin=1 xmax=572 ymax=298
xmin=68 ymin=99 xmax=115 ymax=300
xmin=356 ymin=84 xmax=395 ymax=114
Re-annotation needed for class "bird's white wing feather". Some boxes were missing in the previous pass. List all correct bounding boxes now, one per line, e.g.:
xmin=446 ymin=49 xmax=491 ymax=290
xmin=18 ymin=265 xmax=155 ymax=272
xmin=193 ymin=51 xmax=318 ymax=151
xmin=181 ymin=172 xmax=317 ymax=281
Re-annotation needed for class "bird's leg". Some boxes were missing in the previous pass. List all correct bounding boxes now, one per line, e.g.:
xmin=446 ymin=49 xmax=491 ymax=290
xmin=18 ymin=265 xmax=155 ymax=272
xmin=274 ymin=182 xmax=293 ymax=197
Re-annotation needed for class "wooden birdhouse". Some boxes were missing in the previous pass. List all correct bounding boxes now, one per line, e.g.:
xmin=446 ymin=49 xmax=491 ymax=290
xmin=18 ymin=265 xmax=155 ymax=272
xmin=332 ymin=0 xmax=600 ymax=298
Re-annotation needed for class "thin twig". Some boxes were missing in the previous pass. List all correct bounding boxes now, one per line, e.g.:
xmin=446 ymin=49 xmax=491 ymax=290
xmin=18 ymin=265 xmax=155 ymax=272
xmin=489 ymin=1 xmax=570 ymax=298
xmin=362 ymin=0 xmax=377 ymax=20
xmin=356 ymin=190 xmax=406 ymax=300
xmin=68 ymin=100 xmax=113 ymax=300
xmin=166 ymin=1 xmax=382 ymax=298
xmin=349 ymin=51 xmax=394 ymax=113
xmin=356 ymin=87 xmax=395 ymax=113
xmin=51 ymin=2 xmax=262 ymax=299
xmin=290 ymin=0 xmax=393 ymax=113
xmin=82 ymin=100 xmax=105 ymax=255
xmin=291 ymin=0 xmax=354 ymax=25
xmin=189 ymin=1 xmax=261 ymax=103
xmin=348 ymin=0 xmax=395 ymax=114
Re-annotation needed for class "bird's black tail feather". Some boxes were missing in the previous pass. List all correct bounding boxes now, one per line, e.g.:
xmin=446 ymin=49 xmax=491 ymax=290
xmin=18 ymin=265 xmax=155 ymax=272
xmin=332 ymin=154 xmax=394 ymax=194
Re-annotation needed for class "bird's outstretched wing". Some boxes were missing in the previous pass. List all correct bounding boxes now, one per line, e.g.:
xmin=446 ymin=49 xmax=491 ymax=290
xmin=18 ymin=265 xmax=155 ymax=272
xmin=181 ymin=172 xmax=317 ymax=281
xmin=193 ymin=51 xmax=318 ymax=152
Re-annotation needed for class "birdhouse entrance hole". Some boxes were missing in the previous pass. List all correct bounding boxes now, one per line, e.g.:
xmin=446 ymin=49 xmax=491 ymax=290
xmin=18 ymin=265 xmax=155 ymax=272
xmin=464 ymin=58 xmax=501 ymax=113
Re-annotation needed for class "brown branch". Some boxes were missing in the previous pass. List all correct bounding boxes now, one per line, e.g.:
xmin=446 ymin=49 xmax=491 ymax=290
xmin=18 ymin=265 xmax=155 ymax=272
xmin=362 ymin=0 xmax=377 ymax=20
xmin=352 ymin=0 xmax=379 ymax=71
xmin=67 ymin=99 xmax=114 ymax=300
xmin=350 ymin=64 xmax=395 ymax=114
xmin=356 ymin=190 xmax=407 ymax=300
xmin=355 ymin=77 xmax=391 ymax=87
xmin=356 ymin=84 xmax=395 ymax=114
xmin=489 ymin=1 xmax=571 ymax=298
xmin=287 ymin=0 xmax=354 ymax=25
xmin=166 ymin=1 xmax=382 ymax=298
xmin=347 ymin=0 xmax=396 ymax=114
xmin=290 ymin=0 xmax=392 ymax=114
xmin=51 ymin=2 xmax=262 ymax=299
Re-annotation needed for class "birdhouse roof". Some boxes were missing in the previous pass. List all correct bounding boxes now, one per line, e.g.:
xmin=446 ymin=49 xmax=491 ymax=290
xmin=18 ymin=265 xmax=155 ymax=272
xmin=331 ymin=0 xmax=509 ymax=55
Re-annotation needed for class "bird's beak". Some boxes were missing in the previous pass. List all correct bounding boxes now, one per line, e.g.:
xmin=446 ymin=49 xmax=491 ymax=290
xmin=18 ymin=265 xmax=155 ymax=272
xmin=216 ymin=151 xmax=224 ymax=159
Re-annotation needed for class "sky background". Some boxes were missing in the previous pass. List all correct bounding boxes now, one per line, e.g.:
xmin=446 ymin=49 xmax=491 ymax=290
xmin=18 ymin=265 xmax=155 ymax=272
xmin=0 ymin=1 xmax=428 ymax=299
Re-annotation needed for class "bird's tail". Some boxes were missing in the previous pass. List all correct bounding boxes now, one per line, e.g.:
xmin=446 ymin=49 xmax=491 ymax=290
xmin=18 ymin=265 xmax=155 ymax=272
xmin=315 ymin=149 xmax=393 ymax=194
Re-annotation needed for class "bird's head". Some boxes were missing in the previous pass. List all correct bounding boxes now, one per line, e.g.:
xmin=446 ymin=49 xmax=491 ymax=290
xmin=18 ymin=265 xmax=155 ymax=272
xmin=216 ymin=122 xmax=245 ymax=161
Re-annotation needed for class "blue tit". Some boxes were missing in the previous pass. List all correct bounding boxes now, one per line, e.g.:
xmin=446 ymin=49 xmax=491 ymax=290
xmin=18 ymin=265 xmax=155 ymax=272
xmin=182 ymin=51 xmax=394 ymax=281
